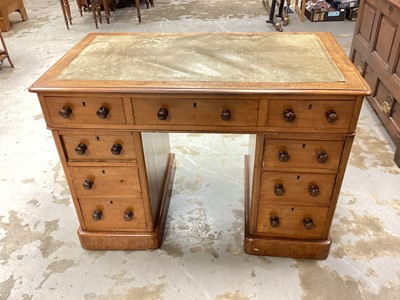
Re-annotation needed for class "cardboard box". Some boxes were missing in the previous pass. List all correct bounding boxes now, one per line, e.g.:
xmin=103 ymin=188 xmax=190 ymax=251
xmin=305 ymin=8 xmax=346 ymax=22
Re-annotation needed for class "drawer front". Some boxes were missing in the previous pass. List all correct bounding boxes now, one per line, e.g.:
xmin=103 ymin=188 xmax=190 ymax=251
xmin=256 ymin=204 xmax=328 ymax=239
xmin=266 ymin=100 xmax=355 ymax=131
xmin=80 ymin=196 xmax=147 ymax=232
xmin=61 ymin=132 xmax=136 ymax=161
xmin=70 ymin=166 xmax=142 ymax=197
xmin=45 ymin=97 xmax=126 ymax=126
xmin=132 ymin=98 xmax=259 ymax=126
xmin=259 ymin=171 xmax=336 ymax=207
xmin=263 ymin=139 xmax=344 ymax=172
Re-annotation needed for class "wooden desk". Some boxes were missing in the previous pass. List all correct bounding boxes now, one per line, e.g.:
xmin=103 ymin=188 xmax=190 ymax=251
xmin=30 ymin=32 xmax=370 ymax=259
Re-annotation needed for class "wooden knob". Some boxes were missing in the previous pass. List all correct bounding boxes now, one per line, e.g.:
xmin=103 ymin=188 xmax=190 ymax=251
xmin=303 ymin=217 xmax=313 ymax=230
xmin=309 ymin=185 xmax=319 ymax=197
xmin=316 ymin=151 xmax=328 ymax=163
xmin=278 ymin=150 xmax=289 ymax=162
xmin=111 ymin=143 xmax=122 ymax=155
xmin=221 ymin=109 xmax=231 ymax=121
xmin=92 ymin=210 xmax=103 ymax=221
xmin=326 ymin=110 xmax=338 ymax=123
xmin=283 ymin=109 xmax=296 ymax=122
xmin=83 ymin=178 xmax=94 ymax=190
xmin=96 ymin=106 xmax=109 ymax=119
xmin=75 ymin=143 xmax=87 ymax=155
xmin=270 ymin=216 xmax=280 ymax=228
xmin=274 ymin=184 xmax=285 ymax=196
xmin=59 ymin=106 xmax=72 ymax=119
xmin=123 ymin=210 xmax=134 ymax=221
xmin=157 ymin=108 xmax=169 ymax=120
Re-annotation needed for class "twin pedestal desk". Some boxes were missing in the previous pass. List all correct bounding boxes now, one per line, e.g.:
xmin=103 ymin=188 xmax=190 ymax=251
xmin=30 ymin=32 xmax=370 ymax=259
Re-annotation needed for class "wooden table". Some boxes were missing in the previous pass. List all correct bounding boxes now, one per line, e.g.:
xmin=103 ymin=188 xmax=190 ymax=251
xmin=30 ymin=32 xmax=370 ymax=259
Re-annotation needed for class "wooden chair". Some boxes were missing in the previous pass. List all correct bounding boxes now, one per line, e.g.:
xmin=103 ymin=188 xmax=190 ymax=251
xmin=0 ymin=0 xmax=28 ymax=32
xmin=0 ymin=30 xmax=13 ymax=68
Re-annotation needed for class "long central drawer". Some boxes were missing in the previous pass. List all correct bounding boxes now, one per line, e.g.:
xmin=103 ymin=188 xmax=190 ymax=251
xmin=131 ymin=98 xmax=259 ymax=126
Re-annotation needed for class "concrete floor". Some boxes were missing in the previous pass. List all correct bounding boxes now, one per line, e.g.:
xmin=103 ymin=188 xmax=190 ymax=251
xmin=1 ymin=0 xmax=400 ymax=299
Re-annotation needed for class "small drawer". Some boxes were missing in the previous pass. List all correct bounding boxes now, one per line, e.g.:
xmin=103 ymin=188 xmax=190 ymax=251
xmin=259 ymin=171 xmax=336 ymax=207
xmin=132 ymin=98 xmax=259 ymax=126
xmin=263 ymin=139 xmax=344 ymax=172
xmin=256 ymin=204 xmax=328 ymax=239
xmin=80 ymin=196 xmax=147 ymax=232
xmin=266 ymin=99 xmax=355 ymax=132
xmin=61 ymin=132 xmax=136 ymax=161
xmin=70 ymin=166 xmax=142 ymax=197
xmin=45 ymin=96 xmax=126 ymax=126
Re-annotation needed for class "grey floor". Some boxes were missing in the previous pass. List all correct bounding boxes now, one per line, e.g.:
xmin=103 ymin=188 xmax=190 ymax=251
xmin=1 ymin=0 xmax=400 ymax=299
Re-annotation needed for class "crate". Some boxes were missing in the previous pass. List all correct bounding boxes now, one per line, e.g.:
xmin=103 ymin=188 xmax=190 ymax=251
xmin=346 ymin=7 xmax=358 ymax=21
xmin=305 ymin=8 xmax=346 ymax=22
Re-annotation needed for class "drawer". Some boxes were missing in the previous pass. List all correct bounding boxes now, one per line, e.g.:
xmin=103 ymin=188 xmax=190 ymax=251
xmin=61 ymin=132 xmax=136 ymax=161
xmin=266 ymin=99 xmax=355 ymax=132
xmin=70 ymin=166 xmax=142 ymax=197
xmin=80 ymin=196 xmax=147 ymax=232
xmin=259 ymin=171 xmax=336 ymax=207
xmin=263 ymin=139 xmax=344 ymax=172
xmin=45 ymin=96 xmax=126 ymax=126
xmin=131 ymin=98 xmax=259 ymax=126
xmin=256 ymin=204 xmax=328 ymax=239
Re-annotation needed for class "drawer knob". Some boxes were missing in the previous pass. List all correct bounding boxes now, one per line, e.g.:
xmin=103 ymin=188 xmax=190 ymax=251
xmin=221 ymin=109 xmax=232 ymax=121
xmin=283 ymin=109 xmax=296 ymax=122
xmin=274 ymin=184 xmax=285 ymax=196
xmin=123 ymin=210 xmax=134 ymax=221
xmin=278 ymin=150 xmax=289 ymax=162
xmin=92 ymin=210 xmax=103 ymax=221
xmin=111 ymin=143 xmax=122 ymax=155
xmin=59 ymin=106 xmax=72 ymax=119
xmin=96 ymin=106 xmax=109 ymax=119
xmin=326 ymin=110 xmax=338 ymax=123
xmin=270 ymin=216 xmax=280 ymax=227
xmin=75 ymin=143 xmax=88 ymax=155
xmin=157 ymin=108 xmax=169 ymax=120
xmin=309 ymin=185 xmax=320 ymax=197
xmin=83 ymin=178 xmax=94 ymax=190
xmin=303 ymin=217 xmax=313 ymax=230
xmin=316 ymin=151 xmax=328 ymax=163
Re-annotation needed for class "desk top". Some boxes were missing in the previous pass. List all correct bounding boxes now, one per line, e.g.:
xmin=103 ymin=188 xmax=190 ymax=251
xmin=30 ymin=32 xmax=370 ymax=95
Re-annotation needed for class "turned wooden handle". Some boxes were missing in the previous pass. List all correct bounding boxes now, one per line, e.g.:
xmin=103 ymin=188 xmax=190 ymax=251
xmin=221 ymin=109 xmax=232 ymax=121
xmin=326 ymin=110 xmax=338 ymax=123
xmin=309 ymin=185 xmax=320 ymax=197
xmin=92 ymin=210 xmax=103 ymax=221
xmin=111 ymin=143 xmax=122 ymax=155
xmin=316 ymin=151 xmax=328 ymax=163
xmin=270 ymin=216 xmax=280 ymax=227
xmin=303 ymin=217 xmax=313 ymax=230
xmin=96 ymin=106 xmax=109 ymax=119
xmin=274 ymin=184 xmax=285 ymax=196
xmin=83 ymin=178 xmax=94 ymax=190
xmin=283 ymin=108 xmax=296 ymax=122
xmin=157 ymin=108 xmax=169 ymax=120
xmin=59 ymin=106 xmax=72 ymax=119
xmin=75 ymin=143 xmax=87 ymax=155
xmin=278 ymin=150 xmax=289 ymax=162
xmin=123 ymin=210 xmax=134 ymax=221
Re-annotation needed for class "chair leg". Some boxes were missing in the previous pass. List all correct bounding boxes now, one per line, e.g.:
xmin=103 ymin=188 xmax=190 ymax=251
xmin=59 ymin=0 xmax=70 ymax=29
xmin=0 ymin=32 xmax=14 ymax=68
xmin=18 ymin=7 xmax=29 ymax=21
xmin=0 ymin=15 xmax=12 ymax=32
xmin=135 ymin=0 xmax=141 ymax=22
xmin=76 ymin=0 xmax=83 ymax=16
